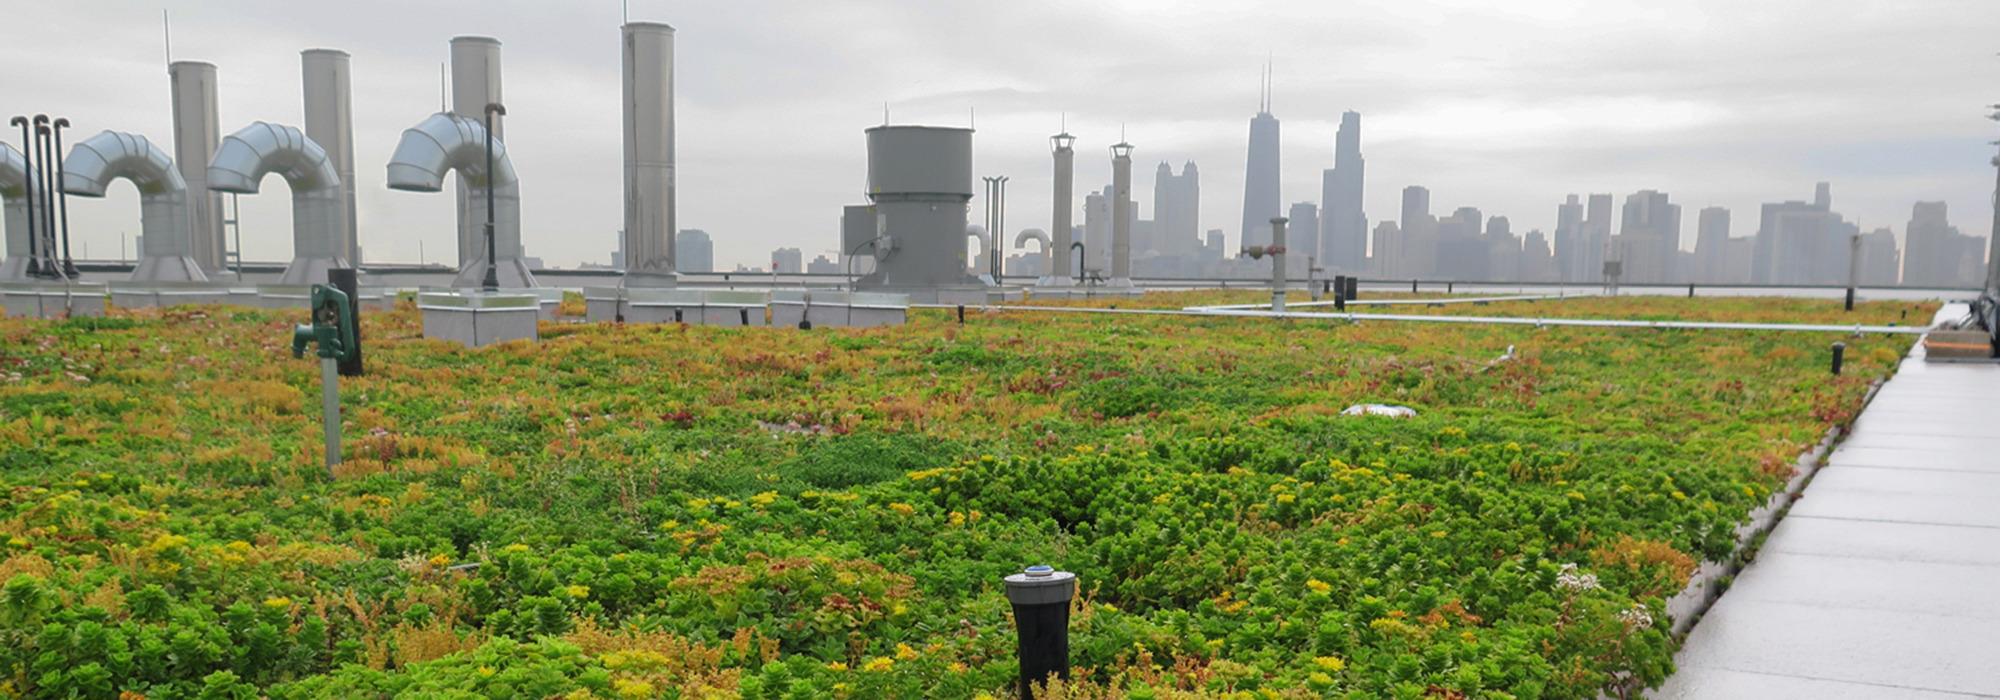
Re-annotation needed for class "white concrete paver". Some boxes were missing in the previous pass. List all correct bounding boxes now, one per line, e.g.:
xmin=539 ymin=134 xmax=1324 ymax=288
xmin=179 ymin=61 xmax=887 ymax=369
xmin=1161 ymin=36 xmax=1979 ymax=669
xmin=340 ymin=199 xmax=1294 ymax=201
xmin=1653 ymin=314 xmax=2000 ymax=700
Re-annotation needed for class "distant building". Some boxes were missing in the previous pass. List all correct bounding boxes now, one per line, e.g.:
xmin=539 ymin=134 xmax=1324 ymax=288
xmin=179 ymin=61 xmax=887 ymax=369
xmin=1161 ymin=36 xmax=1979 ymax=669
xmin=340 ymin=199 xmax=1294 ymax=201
xmin=1614 ymin=190 xmax=1681 ymax=283
xmin=1370 ymin=221 xmax=1401 ymax=277
xmin=1287 ymin=202 xmax=1319 ymax=262
xmin=1398 ymin=186 xmax=1436 ymax=278
xmin=1903 ymin=201 xmax=1984 ymax=287
xmin=1554 ymin=195 xmax=1584 ymax=282
xmin=1321 ymin=111 xmax=1367 ymax=273
xmin=1520 ymin=230 xmax=1559 ymax=282
xmin=1153 ymin=161 xmax=1200 ymax=261
xmin=1752 ymin=184 xmax=1857 ymax=285
xmin=1857 ymin=227 xmax=1899 ymax=286
xmin=1435 ymin=206 xmax=1485 ymax=280
xmin=1485 ymin=216 xmax=1519 ymax=282
xmin=806 ymin=254 xmax=842 ymax=275
xmin=771 ymin=247 xmax=803 ymax=274
xmin=1694 ymin=207 xmax=1730 ymax=284
xmin=1083 ymin=191 xmax=1110 ymax=275
xmin=676 ymin=229 xmax=713 ymax=273
xmin=1240 ymin=107 xmax=1282 ymax=249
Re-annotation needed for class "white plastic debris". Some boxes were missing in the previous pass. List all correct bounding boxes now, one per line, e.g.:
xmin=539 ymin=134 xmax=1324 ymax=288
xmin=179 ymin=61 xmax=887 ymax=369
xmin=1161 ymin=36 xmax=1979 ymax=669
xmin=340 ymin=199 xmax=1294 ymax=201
xmin=1341 ymin=404 xmax=1418 ymax=418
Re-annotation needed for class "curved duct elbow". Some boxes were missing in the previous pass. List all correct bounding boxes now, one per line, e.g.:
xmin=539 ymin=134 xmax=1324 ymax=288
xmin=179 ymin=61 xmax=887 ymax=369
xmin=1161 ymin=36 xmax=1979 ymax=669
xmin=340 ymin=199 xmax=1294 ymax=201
xmin=1014 ymin=227 xmax=1050 ymax=250
xmin=208 ymin=121 xmax=340 ymax=194
xmin=61 ymin=131 xmax=186 ymax=197
xmin=386 ymin=113 xmax=516 ymax=192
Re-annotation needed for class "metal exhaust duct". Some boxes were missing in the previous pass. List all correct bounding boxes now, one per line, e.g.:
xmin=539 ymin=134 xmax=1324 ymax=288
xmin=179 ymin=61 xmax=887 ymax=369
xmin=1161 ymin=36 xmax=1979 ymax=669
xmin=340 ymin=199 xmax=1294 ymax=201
xmin=60 ymin=131 xmax=205 ymax=282
xmin=206 ymin=121 xmax=346 ymax=285
xmin=622 ymin=22 xmax=676 ymax=286
xmin=302 ymin=49 xmax=358 ymax=265
xmin=0 ymin=142 xmax=33 ymax=280
xmin=450 ymin=36 xmax=503 ymax=270
xmin=169 ymin=61 xmax=226 ymax=273
xmin=1044 ymin=132 xmax=1075 ymax=286
xmin=385 ymin=112 xmax=534 ymax=288
xmin=1110 ymin=140 xmax=1134 ymax=286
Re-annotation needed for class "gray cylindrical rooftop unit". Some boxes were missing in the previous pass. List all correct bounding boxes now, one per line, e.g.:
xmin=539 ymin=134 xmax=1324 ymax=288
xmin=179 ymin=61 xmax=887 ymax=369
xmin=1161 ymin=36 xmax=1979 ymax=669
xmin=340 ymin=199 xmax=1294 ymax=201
xmin=622 ymin=21 xmax=676 ymax=287
xmin=386 ymin=112 xmax=534 ymax=288
xmin=61 ymin=131 xmax=206 ymax=282
xmin=169 ymin=60 xmax=226 ymax=273
xmin=302 ymin=49 xmax=358 ymax=265
xmin=0 ymin=142 xmax=34 ymax=280
xmin=1044 ymin=134 xmax=1074 ymax=286
xmin=207 ymin=121 xmax=347 ymax=285
xmin=450 ymin=36 xmax=503 ymax=272
xmin=1110 ymin=142 xmax=1134 ymax=285
xmin=859 ymin=125 xmax=976 ymax=289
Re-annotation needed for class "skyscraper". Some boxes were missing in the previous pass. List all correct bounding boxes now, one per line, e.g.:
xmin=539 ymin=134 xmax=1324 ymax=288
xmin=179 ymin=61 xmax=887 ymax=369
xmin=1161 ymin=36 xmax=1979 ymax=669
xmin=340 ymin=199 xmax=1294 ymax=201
xmin=1154 ymin=161 xmax=1200 ymax=261
xmin=1371 ymin=221 xmax=1401 ymax=277
xmin=1752 ymin=184 xmax=1850 ymax=285
xmin=1554 ymin=195 xmax=1584 ymax=281
xmin=1083 ymin=191 xmax=1109 ymax=275
xmin=771 ymin=247 xmax=803 ymax=274
xmin=1288 ymin=202 xmax=1319 ymax=263
xmin=1321 ymin=111 xmax=1366 ymax=273
xmin=1614 ymin=190 xmax=1680 ymax=283
xmin=1240 ymin=74 xmax=1281 ymax=250
xmin=1858 ymin=227 xmax=1900 ymax=286
xmin=675 ymin=229 xmax=712 ymax=273
xmin=1399 ymin=186 xmax=1436 ymax=277
xmin=1694 ymin=207 xmax=1730 ymax=284
xmin=1903 ymin=201 xmax=1983 ymax=287
xmin=1582 ymin=194 xmax=1613 ymax=282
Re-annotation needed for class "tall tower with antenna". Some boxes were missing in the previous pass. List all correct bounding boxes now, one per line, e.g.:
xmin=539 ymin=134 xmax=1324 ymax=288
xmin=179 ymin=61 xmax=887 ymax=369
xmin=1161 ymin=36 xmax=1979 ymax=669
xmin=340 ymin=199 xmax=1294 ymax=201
xmin=1239 ymin=61 xmax=1281 ymax=251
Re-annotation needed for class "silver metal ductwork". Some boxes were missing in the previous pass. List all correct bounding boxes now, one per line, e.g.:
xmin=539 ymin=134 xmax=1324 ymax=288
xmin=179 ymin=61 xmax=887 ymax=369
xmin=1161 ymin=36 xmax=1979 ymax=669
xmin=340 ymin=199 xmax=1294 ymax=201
xmin=450 ymin=36 xmax=504 ymax=272
xmin=169 ymin=61 xmax=226 ymax=273
xmin=61 ymin=131 xmax=206 ymax=282
xmin=385 ymin=112 xmax=534 ymax=288
xmin=1014 ymin=227 xmax=1051 ymax=277
xmin=207 ymin=121 xmax=347 ymax=285
xmin=622 ymin=22 xmax=677 ymax=287
xmin=0 ymin=142 xmax=34 ymax=280
xmin=302 ymin=49 xmax=358 ymax=265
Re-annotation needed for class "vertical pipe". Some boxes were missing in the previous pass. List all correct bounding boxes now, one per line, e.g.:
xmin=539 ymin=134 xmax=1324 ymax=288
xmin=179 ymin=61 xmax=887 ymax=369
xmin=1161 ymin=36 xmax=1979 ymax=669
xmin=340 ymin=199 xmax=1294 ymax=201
xmin=321 ymin=357 xmax=341 ymax=479
xmin=11 ymin=118 xmax=39 ymax=277
xmin=622 ymin=22 xmax=677 ymax=286
xmin=1988 ymin=151 xmax=2000 ymax=297
xmin=1004 ymin=566 xmax=1076 ymax=700
xmin=34 ymin=120 xmax=55 ymax=278
xmin=1047 ymin=134 xmax=1074 ymax=286
xmin=1270 ymin=216 xmax=1288 ymax=312
xmin=1845 ymin=232 xmax=1861 ymax=311
xmin=482 ymin=105 xmax=504 ymax=291
xmin=1830 ymin=342 xmax=1845 ymax=376
xmin=169 ymin=61 xmax=224 ymax=272
xmin=1346 ymin=275 xmax=1359 ymax=301
xmin=1110 ymin=142 xmax=1133 ymax=285
xmin=451 ymin=37 xmax=503 ymax=268
xmin=52 ymin=119 xmax=73 ymax=278
xmin=302 ymin=49 xmax=357 ymax=265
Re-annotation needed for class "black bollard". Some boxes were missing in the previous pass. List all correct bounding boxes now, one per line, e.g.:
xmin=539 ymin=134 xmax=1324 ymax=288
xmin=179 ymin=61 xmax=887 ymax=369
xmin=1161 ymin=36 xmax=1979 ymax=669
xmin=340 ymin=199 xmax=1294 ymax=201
xmin=1447 ymin=282 xmax=1454 ymax=294
xmin=1831 ymin=342 xmax=1846 ymax=376
xmin=326 ymin=268 xmax=363 ymax=377
xmin=1844 ymin=288 xmax=1855 ymax=312
xmin=1688 ymin=284 xmax=1695 ymax=298
xmin=1333 ymin=275 xmax=1347 ymax=311
xmin=958 ymin=304 xmax=966 ymax=324
xmin=740 ymin=308 xmax=751 ymax=326
xmin=1346 ymin=276 xmax=1359 ymax=301
xmin=1005 ymin=566 xmax=1076 ymax=700
xmin=674 ymin=308 xmax=684 ymax=323
xmin=1412 ymin=278 xmax=1419 ymax=294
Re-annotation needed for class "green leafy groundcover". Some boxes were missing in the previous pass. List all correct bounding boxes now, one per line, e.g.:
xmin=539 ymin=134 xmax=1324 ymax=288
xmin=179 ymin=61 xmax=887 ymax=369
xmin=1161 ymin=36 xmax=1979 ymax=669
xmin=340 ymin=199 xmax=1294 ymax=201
xmin=0 ymin=296 xmax=1924 ymax=699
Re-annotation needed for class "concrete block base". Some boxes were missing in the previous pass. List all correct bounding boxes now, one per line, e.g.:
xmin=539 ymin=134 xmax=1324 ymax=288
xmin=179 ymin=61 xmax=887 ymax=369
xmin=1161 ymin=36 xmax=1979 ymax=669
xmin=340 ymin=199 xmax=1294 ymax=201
xmin=771 ymin=290 xmax=908 ymax=328
xmin=1 ymin=283 xmax=108 ymax=319
xmin=418 ymin=292 xmax=540 ymax=348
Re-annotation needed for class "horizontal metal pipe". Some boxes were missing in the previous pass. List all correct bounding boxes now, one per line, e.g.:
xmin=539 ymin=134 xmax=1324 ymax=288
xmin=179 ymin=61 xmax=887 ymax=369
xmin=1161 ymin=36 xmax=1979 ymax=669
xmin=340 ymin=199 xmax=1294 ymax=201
xmin=910 ymin=303 xmax=1928 ymax=335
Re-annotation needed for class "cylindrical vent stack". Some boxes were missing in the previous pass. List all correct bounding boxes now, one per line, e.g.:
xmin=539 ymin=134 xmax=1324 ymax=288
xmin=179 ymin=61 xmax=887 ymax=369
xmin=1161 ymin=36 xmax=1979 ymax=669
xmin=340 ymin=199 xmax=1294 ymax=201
xmin=169 ymin=61 xmax=224 ymax=273
xmin=1045 ymin=134 xmax=1074 ymax=286
xmin=622 ymin=21 xmax=677 ymax=286
xmin=1110 ymin=142 xmax=1133 ymax=285
xmin=450 ymin=36 xmax=502 ymax=268
xmin=303 ymin=49 xmax=358 ymax=266
xmin=1270 ymin=216 xmax=1288 ymax=312
xmin=864 ymin=125 xmax=974 ymax=288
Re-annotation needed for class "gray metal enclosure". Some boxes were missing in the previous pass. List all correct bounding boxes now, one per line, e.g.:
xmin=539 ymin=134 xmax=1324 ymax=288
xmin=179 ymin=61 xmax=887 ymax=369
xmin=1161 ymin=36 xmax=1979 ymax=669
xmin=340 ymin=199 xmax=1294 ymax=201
xmin=849 ymin=125 xmax=982 ymax=294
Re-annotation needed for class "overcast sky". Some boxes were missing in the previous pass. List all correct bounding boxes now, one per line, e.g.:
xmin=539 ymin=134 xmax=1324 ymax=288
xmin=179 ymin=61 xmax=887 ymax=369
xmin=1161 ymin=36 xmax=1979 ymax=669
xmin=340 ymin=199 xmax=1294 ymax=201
xmin=6 ymin=0 xmax=1998 ymax=271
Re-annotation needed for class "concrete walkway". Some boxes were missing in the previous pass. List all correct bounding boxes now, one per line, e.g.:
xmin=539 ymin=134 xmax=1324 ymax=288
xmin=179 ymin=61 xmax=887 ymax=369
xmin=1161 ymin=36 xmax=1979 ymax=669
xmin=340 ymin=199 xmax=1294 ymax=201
xmin=1653 ymin=310 xmax=2000 ymax=699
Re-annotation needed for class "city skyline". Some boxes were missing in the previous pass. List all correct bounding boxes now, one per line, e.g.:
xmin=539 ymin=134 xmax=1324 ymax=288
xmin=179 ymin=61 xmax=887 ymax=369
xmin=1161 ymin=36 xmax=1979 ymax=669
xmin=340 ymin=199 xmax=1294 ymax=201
xmin=2 ymin=0 xmax=1997 ymax=273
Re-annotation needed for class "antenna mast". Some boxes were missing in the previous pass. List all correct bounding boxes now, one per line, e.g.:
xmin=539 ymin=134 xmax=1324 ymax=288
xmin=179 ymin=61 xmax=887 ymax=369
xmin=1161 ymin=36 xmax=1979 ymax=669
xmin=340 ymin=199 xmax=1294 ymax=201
xmin=162 ymin=10 xmax=172 ymax=65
